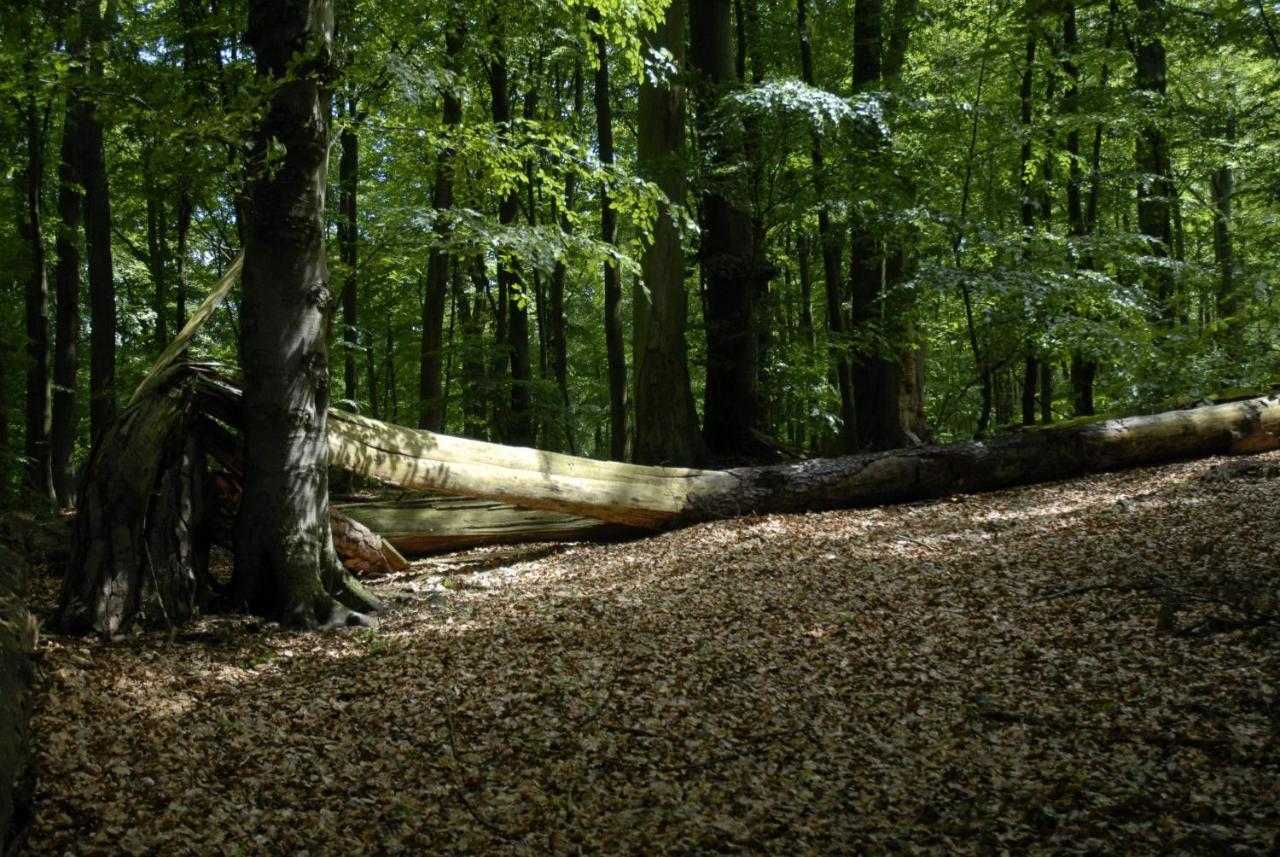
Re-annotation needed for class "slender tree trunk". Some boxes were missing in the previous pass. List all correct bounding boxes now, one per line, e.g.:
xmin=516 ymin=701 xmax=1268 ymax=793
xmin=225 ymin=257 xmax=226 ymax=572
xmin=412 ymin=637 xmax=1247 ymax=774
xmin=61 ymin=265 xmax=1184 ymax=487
xmin=21 ymin=89 xmax=55 ymax=505
xmin=488 ymin=40 xmax=530 ymax=444
xmin=1135 ymin=0 xmax=1175 ymax=321
xmin=53 ymin=84 xmax=82 ymax=508
xmin=1211 ymin=109 xmax=1237 ymax=341
xmin=337 ymin=97 xmax=359 ymax=409
xmin=1018 ymin=24 xmax=1039 ymax=429
xmin=419 ymin=12 xmax=463 ymax=431
xmin=461 ymin=260 xmax=488 ymax=439
xmin=590 ymin=7 xmax=629 ymax=461
xmin=797 ymin=0 xmax=856 ymax=452
xmin=634 ymin=0 xmax=703 ymax=466
xmin=233 ymin=0 xmax=380 ymax=629
xmin=81 ymin=0 xmax=117 ymax=445
xmin=546 ymin=64 xmax=582 ymax=454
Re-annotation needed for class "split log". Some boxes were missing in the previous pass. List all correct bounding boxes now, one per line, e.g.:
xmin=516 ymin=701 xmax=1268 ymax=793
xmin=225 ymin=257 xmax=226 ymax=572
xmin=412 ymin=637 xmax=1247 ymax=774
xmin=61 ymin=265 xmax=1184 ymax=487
xmin=329 ymin=510 xmax=409 ymax=576
xmin=335 ymin=496 xmax=640 ymax=555
xmin=57 ymin=372 xmax=208 ymax=636
xmin=325 ymin=395 xmax=1280 ymax=529
xmin=201 ymin=421 xmax=409 ymax=575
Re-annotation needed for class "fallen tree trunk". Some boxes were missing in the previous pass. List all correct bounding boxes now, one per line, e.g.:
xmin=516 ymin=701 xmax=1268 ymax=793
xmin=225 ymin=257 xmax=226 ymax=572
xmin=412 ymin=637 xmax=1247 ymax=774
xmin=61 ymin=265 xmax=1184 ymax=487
xmin=335 ymin=496 xmax=641 ymax=555
xmin=322 ymin=392 xmax=1280 ymax=528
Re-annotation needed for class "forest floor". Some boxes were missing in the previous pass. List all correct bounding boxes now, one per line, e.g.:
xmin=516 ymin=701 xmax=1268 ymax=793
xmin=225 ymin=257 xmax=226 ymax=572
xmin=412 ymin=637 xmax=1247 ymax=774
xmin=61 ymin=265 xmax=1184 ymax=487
xmin=19 ymin=451 xmax=1280 ymax=855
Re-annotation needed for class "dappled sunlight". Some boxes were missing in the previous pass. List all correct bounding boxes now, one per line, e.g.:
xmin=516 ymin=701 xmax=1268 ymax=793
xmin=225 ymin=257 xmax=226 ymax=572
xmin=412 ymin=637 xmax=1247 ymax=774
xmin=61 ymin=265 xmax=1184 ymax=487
xmin=25 ymin=451 xmax=1280 ymax=854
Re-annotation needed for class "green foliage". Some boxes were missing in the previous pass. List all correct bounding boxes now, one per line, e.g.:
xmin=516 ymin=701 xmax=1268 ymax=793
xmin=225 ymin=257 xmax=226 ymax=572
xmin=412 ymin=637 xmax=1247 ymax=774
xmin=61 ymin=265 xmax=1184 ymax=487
xmin=1 ymin=0 xmax=1279 ymax=492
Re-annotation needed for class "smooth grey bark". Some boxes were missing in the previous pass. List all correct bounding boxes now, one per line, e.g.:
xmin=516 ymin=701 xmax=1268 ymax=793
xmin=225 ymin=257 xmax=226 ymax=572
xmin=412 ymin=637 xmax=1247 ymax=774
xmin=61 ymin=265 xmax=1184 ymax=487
xmin=634 ymin=0 xmax=704 ymax=466
xmin=590 ymin=7 xmax=629 ymax=461
xmin=233 ymin=0 xmax=380 ymax=629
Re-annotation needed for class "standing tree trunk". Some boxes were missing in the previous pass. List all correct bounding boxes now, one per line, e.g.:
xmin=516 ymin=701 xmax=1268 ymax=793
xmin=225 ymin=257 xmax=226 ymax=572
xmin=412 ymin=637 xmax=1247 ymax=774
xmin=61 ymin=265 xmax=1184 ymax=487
xmin=798 ymin=0 xmax=857 ymax=453
xmin=850 ymin=0 xmax=921 ymax=450
xmin=634 ymin=0 xmax=703 ymax=466
xmin=20 ymin=87 xmax=55 ymax=506
xmin=590 ymin=7 xmax=629 ymax=461
xmin=691 ymin=0 xmax=764 ymax=459
xmin=418 ymin=11 xmax=463 ymax=431
xmin=1135 ymin=0 xmax=1175 ymax=322
xmin=81 ymin=0 xmax=117 ymax=445
xmin=233 ymin=0 xmax=381 ymax=629
xmin=336 ymin=96 xmax=359 ymax=409
xmin=53 ymin=81 xmax=83 ymax=508
xmin=1211 ymin=108 xmax=1237 ymax=344
xmin=547 ymin=62 xmax=582 ymax=454
xmin=488 ymin=38 xmax=531 ymax=445
xmin=1018 ymin=23 xmax=1039 ymax=428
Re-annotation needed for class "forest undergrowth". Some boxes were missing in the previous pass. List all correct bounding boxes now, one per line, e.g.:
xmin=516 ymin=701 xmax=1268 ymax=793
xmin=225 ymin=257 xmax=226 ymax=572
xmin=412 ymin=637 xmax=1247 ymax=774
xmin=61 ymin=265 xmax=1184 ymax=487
xmin=21 ymin=452 xmax=1280 ymax=855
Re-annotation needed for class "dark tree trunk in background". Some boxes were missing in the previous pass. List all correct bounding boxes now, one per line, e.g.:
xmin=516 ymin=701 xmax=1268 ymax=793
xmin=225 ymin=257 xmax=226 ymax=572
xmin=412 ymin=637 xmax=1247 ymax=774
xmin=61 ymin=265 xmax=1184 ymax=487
xmin=1018 ymin=26 xmax=1038 ymax=429
xmin=1062 ymin=3 xmax=1094 ymax=416
xmin=145 ymin=190 xmax=171 ymax=353
xmin=548 ymin=62 xmax=582 ymax=454
xmin=797 ymin=0 xmax=856 ymax=453
xmin=461 ymin=261 xmax=489 ymax=439
xmin=419 ymin=11 xmax=463 ymax=431
xmin=1134 ymin=0 xmax=1175 ymax=322
xmin=1211 ymin=110 xmax=1237 ymax=342
xmin=81 ymin=0 xmax=117 ymax=445
xmin=53 ymin=84 xmax=83 ymax=508
xmin=233 ymin=0 xmax=380 ymax=629
xmin=489 ymin=40 xmax=531 ymax=445
xmin=691 ymin=0 xmax=764 ymax=459
xmin=634 ymin=0 xmax=704 ymax=466
xmin=337 ymin=97 xmax=359 ymax=409
xmin=21 ymin=88 xmax=55 ymax=506
xmin=849 ymin=0 xmax=919 ymax=450
xmin=591 ymin=7 xmax=629 ymax=461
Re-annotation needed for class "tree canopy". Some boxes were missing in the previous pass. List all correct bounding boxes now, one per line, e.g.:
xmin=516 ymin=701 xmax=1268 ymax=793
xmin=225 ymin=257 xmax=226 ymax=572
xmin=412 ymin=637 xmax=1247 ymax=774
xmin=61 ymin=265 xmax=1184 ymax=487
xmin=0 ymin=0 xmax=1277 ymax=495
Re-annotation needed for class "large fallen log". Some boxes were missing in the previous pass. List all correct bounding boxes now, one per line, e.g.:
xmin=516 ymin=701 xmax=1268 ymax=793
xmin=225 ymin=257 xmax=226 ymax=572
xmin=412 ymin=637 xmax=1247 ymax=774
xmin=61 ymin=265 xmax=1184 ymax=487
xmin=335 ymin=496 xmax=640 ymax=555
xmin=324 ymin=393 xmax=1280 ymax=529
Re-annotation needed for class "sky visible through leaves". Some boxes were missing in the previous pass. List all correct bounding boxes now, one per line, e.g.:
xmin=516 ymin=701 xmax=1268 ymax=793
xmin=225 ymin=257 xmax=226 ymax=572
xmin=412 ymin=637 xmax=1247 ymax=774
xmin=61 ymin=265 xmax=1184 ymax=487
xmin=23 ymin=452 xmax=1280 ymax=854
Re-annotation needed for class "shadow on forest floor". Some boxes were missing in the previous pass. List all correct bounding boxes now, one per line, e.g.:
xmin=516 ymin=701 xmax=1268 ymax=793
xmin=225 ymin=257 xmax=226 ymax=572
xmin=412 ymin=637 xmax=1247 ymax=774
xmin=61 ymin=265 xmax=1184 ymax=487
xmin=19 ymin=451 xmax=1280 ymax=855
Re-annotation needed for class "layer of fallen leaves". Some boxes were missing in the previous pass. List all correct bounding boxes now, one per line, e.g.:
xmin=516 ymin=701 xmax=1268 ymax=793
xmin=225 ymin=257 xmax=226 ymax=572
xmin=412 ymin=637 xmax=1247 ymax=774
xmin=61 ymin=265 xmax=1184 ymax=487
xmin=23 ymin=452 xmax=1280 ymax=855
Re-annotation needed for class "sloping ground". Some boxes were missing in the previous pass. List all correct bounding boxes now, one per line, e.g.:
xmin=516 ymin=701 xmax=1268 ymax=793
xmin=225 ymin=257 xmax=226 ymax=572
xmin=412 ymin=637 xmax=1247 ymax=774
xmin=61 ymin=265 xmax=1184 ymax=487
xmin=23 ymin=453 xmax=1280 ymax=855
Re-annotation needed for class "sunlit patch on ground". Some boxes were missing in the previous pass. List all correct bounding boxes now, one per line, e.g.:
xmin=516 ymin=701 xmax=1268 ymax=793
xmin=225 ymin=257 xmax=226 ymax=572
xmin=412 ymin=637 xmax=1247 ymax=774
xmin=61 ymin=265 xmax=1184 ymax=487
xmin=24 ymin=451 xmax=1280 ymax=855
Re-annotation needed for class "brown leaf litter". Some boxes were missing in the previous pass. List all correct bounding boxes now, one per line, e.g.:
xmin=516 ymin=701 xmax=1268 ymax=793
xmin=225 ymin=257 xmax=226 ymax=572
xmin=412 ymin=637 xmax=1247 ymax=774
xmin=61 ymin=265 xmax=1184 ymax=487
xmin=20 ymin=452 xmax=1280 ymax=855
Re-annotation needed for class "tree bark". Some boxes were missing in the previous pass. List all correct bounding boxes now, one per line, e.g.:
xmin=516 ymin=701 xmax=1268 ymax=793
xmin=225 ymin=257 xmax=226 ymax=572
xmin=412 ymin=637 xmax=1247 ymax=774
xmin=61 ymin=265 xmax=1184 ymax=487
xmin=20 ymin=86 xmax=55 ymax=506
xmin=53 ymin=81 xmax=83 ymax=508
xmin=590 ymin=7 xmax=629 ymax=462
xmin=337 ymin=96 xmax=359 ymax=409
xmin=336 ymin=496 xmax=637 ymax=555
xmin=81 ymin=0 xmax=117 ymax=445
xmin=691 ymin=0 xmax=764 ymax=459
xmin=797 ymin=0 xmax=857 ymax=453
xmin=488 ymin=36 xmax=533 ymax=447
xmin=234 ymin=0 xmax=381 ymax=630
xmin=419 ymin=11 xmax=463 ymax=431
xmin=548 ymin=62 xmax=582 ymax=454
xmin=634 ymin=0 xmax=704 ymax=466
xmin=321 ymin=382 xmax=1280 ymax=531
xmin=1134 ymin=0 xmax=1175 ymax=321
